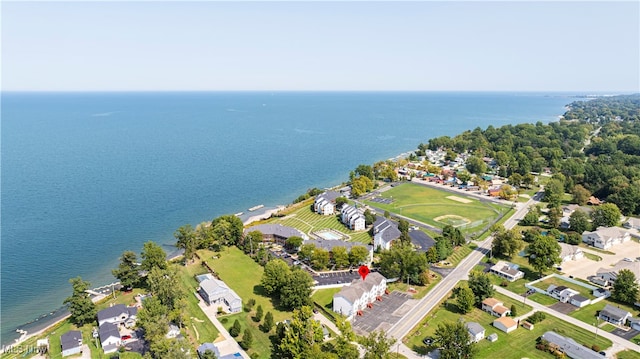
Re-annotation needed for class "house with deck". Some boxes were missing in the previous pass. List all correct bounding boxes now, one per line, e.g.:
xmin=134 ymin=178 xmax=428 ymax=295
xmin=98 ymin=322 xmax=121 ymax=354
xmin=547 ymin=285 xmax=579 ymax=303
xmin=314 ymin=191 xmax=342 ymax=215
xmin=97 ymin=304 xmax=138 ymax=328
xmin=341 ymin=205 xmax=366 ymax=231
xmin=333 ymin=272 xmax=387 ymax=320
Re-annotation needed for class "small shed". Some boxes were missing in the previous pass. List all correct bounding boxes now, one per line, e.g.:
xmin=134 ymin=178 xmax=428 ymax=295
xmin=487 ymin=333 xmax=498 ymax=342
xmin=522 ymin=321 xmax=534 ymax=331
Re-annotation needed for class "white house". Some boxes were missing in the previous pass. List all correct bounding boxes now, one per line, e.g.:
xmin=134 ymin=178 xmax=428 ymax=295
xmin=98 ymin=322 xmax=121 ymax=354
xmin=493 ymin=317 xmax=517 ymax=333
xmin=314 ymin=191 xmax=342 ymax=215
xmin=372 ymin=216 xmax=401 ymax=251
xmin=60 ymin=330 xmax=82 ymax=357
xmin=623 ymin=217 xmax=640 ymax=230
xmin=547 ymin=285 xmax=579 ymax=303
xmin=96 ymin=304 xmax=137 ymax=328
xmin=489 ymin=261 xmax=524 ymax=282
xmin=594 ymin=260 xmax=640 ymax=286
xmin=582 ymin=227 xmax=630 ymax=249
xmin=341 ymin=205 xmax=366 ymax=231
xmin=481 ymin=298 xmax=511 ymax=318
xmin=570 ymin=294 xmax=590 ymax=308
xmin=333 ymin=272 xmax=387 ymax=320
xmin=197 ymin=274 xmax=242 ymax=313
xmin=558 ymin=243 xmax=584 ymax=263
xmin=465 ymin=322 xmax=485 ymax=343
xmin=599 ymin=304 xmax=632 ymax=326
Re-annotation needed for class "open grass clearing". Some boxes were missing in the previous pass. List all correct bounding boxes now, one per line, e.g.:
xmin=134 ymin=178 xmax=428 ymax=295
xmin=311 ymin=287 xmax=342 ymax=311
xmin=386 ymin=272 xmax=442 ymax=300
xmin=617 ymin=350 xmax=640 ymax=359
xmin=570 ymin=298 xmax=639 ymax=327
xmin=527 ymin=293 xmax=558 ymax=306
xmin=531 ymin=276 xmax=596 ymax=299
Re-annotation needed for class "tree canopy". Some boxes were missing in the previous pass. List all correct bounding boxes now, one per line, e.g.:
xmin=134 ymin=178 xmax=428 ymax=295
xmin=63 ymin=276 xmax=96 ymax=326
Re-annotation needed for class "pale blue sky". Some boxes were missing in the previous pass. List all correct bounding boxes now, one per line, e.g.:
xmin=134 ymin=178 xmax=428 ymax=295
xmin=2 ymin=1 xmax=639 ymax=92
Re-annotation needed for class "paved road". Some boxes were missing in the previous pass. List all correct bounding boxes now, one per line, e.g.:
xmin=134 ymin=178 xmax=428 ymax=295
xmin=386 ymin=190 xmax=539 ymax=343
xmin=495 ymin=286 xmax=640 ymax=356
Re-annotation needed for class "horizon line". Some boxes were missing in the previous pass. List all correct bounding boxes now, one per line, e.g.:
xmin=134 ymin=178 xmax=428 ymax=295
xmin=2 ymin=90 xmax=637 ymax=94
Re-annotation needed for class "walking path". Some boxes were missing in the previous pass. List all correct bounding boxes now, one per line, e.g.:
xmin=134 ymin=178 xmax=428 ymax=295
xmin=197 ymin=298 xmax=251 ymax=359
xmin=495 ymin=286 xmax=640 ymax=356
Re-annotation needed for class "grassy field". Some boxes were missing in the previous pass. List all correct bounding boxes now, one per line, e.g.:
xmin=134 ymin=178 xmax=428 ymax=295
xmin=254 ymin=203 xmax=372 ymax=244
xmin=531 ymin=276 xmax=596 ymax=299
xmin=527 ymin=293 xmax=558 ymax=306
xmin=570 ymin=299 xmax=640 ymax=326
xmin=200 ymin=247 xmax=293 ymax=359
xmin=436 ymin=244 xmax=477 ymax=267
xmin=363 ymin=183 xmax=509 ymax=234
xmin=404 ymin=295 xmax=611 ymax=359
xmin=617 ymin=350 xmax=640 ymax=359
xmin=312 ymin=287 xmax=342 ymax=310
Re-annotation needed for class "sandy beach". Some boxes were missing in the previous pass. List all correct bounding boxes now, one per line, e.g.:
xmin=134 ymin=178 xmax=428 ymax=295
xmin=242 ymin=205 xmax=285 ymax=226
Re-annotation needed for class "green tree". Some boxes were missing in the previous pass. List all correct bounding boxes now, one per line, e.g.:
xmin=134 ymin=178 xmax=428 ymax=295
xmin=211 ymin=215 xmax=244 ymax=246
xmin=277 ymin=306 xmax=324 ymax=359
xmin=425 ymin=247 xmax=439 ymax=263
xmin=456 ymin=284 xmax=475 ymax=314
xmin=378 ymin=242 xmax=428 ymax=284
xmin=520 ymin=209 xmax=540 ymax=226
xmin=200 ymin=350 xmax=217 ymax=359
xmin=468 ymin=271 xmax=495 ymax=305
xmin=285 ymin=236 xmax=303 ymax=250
xmin=355 ymin=164 xmax=375 ymax=180
xmin=335 ymin=197 xmax=349 ymax=209
xmin=137 ymin=296 xmax=170 ymax=343
xmin=442 ymin=225 xmax=465 ymax=246
xmin=612 ymin=269 xmax=639 ymax=305
xmin=348 ymin=246 xmax=370 ymax=266
xmin=435 ymin=237 xmax=453 ymax=261
xmin=230 ymin=319 xmax=241 ymax=337
xmin=362 ymin=330 xmax=396 ymax=359
xmin=299 ymin=243 xmax=316 ymax=262
xmin=240 ymin=329 xmax=252 ymax=350
xmin=528 ymin=235 xmax=561 ymax=276
xmin=260 ymin=259 xmax=291 ymax=296
xmin=147 ymin=266 xmax=185 ymax=309
xmin=63 ymin=276 xmax=97 ymax=326
xmin=174 ymin=224 xmax=197 ymax=262
xmin=398 ymin=219 xmax=409 ymax=235
xmin=572 ymin=184 xmax=591 ymax=205
xmin=112 ymin=250 xmax=141 ymax=290
xmin=591 ymin=203 xmax=621 ymax=227
xmin=261 ymin=311 xmax=274 ymax=332
xmin=280 ymin=269 xmax=314 ymax=310
xmin=522 ymin=173 xmax=535 ymax=189
xmin=364 ymin=209 xmax=376 ymax=226
xmin=243 ymin=230 xmax=264 ymax=254
xmin=543 ymin=179 xmax=564 ymax=207
xmin=311 ymin=247 xmax=330 ymax=270
xmin=195 ymin=223 xmax=215 ymax=249
xmin=331 ymin=246 xmax=350 ymax=269
xmin=569 ymin=210 xmax=590 ymax=234
xmin=254 ymin=304 xmax=263 ymax=322
xmin=491 ymin=227 xmax=523 ymax=258
xmin=434 ymin=321 xmax=477 ymax=359
xmin=141 ymin=241 xmax=167 ymax=272
xmin=465 ymin=156 xmax=487 ymax=174
xmin=334 ymin=318 xmax=359 ymax=359
xmin=547 ymin=205 xmax=562 ymax=229
xmin=510 ymin=304 xmax=517 ymax=317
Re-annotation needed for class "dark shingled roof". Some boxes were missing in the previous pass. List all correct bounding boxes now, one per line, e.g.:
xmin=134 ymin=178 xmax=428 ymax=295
xmin=600 ymin=304 xmax=631 ymax=321
xmin=244 ymin=223 xmax=306 ymax=239
xmin=61 ymin=330 xmax=82 ymax=351
xmin=541 ymin=331 xmax=602 ymax=359
xmin=98 ymin=322 xmax=120 ymax=342
xmin=317 ymin=190 xmax=342 ymax=202
xmin=97 ymin=304 xmax=128 ymax=323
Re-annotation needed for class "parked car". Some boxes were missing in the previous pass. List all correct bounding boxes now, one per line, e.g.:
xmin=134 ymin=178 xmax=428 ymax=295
xmin=623 ymin=258 xmax=633 ymax=262
xmin=121 ymin=335 xmax=132 ymax=340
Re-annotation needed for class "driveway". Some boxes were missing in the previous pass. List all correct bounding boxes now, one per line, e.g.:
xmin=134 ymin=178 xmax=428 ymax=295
xmin=610 ymin=328 xmax=640 ymax=341
xmin=409 ymin=229 xmax=436 ymax=252
xmin=549 ymin=302 xmax=577 ymax=315
xmin=560 ymin=241 xmax=640 ymax=281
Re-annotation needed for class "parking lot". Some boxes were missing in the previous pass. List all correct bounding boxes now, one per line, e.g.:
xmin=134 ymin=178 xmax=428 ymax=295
xmin=351 ymin=291 xmax=415 ymax=335
xmin=560 ymin=241 xmax=640 ymax=281
xmin=409 ymin=228 xmax=436 ymax=252
xmin=369 ymin=197 xmax=394 ymax=205
xmin=313 ymin=270 xmax=362 ymax=286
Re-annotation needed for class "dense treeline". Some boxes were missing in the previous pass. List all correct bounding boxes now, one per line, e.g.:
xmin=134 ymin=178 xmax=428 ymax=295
xmin=420 ymin=94 xmax=640 ymax=215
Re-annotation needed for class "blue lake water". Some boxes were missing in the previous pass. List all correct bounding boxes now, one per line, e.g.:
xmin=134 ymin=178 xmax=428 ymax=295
xmin=1 ymin=91 xmax=576 ymax=344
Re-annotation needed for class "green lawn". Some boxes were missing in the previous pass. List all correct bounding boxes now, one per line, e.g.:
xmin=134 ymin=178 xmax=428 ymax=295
xmin=570 ymin=299 xmax=640 ymax=326
xmin=584 ymin=252 xmax=603 ymax=261
xmin=531 ymin=276 xmax=596 ymax=300
xmin=404 ymin=297 xmax=611 ymax=359
xmin=527 ymin=293 xmax=558 ymax=306
xmin=363 ymin=183 xmax=509 ymax=235
xmin=253 ymin=203 xmax=372 ymax=244
xmin=312 ymin=287 xmax=342 ymax=310
xmin=387 ymin=272 xmax=442 ymax=300
xmin=618 ymin=351 xmax=640 ymax=359
xmin=201 ymin=247 xmax=293 ymax=359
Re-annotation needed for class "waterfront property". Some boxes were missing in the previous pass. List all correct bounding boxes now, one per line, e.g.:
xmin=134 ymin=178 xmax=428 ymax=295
xmin=60 ymin=330 xmax=82 ymax=357
xmin=489 ymin=261 xmax=524 ymax=282
xmin=96 ymin=304 xmax=138 ymax=327
xmin=540 ymin=331 xmax=603 ymax=359
xmin=341 ymin=204 xmax=366 ymax=231
xmin=196 ymin=273 xmax=242 ymax=313
xmin=481 ymin=298 xmax=511 ymax=318
xmin=314 ymin=190 xmax=342 ymax=215
xmin=98 ymin=322 xmax=121 ymax=354
xmin=332 ymin=272 xmax=387 ymax=320
xmin=598 ymin=304 xmax=632 ymax=326
xmin=582 ymin=226 xmax=631 ymax=249
xmin=372 ymin=216 xmax=401 ymax=251
xmin=244 ymin=223 xmax=309 ymax=245
xmin=493 ymin=317 xmax=517 ymax=333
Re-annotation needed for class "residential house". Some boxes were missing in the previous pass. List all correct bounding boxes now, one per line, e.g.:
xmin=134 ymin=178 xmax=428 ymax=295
xmin=582 ymin=227 xmax=630 ymax=249
xmin=629 ymin=318 xmax=640 ymax=331
xmin=341 ymin=205 xmax=366 ymax=231
xmin=333 ymin=272 xmax=387 ymax=320
xmin=481 ymin=298 xmax=511 ymax=318
xmin=547 ymin=285 xmax=579 ymax=303
xmin=560 ymin=205 xmax=580 ymax=229
xmin=197 ymin=274 xmax=242 ymax=313
xmin=558 ymin=243 xmax=584 ymax=263
xmin=594 ymin=260 xmax=640 ymax=286
xmin=493 ymin=317 xmax=517 ymax=333
xmin=599 ymin=304 xmax=632 ymax=326
xmin=465 ymin=322 xmax=485 ymax=343
xmin=489 ymin=261 xmax=524 ymax=282
xmin=587 ymin=196 xmax=602 ymax=205
xmin=540 ymin=331 xmax=602 ymax=359
xmin=314 ymin=191 xmax=342 ymax=215
xmin=97 ymin=304 xmax=138 ymax=328
xmin=60 ymin=330 xmax=82 ymax=357
xmin=372 ymin=216 xmax=401 ymax=251
xmin=98 ymin=322 xmax=121 ymax=354
xmin=623 ymin=217 xmax=640 ymax=230
xmin=244 ymin=223 xmax=309 ymax=245
xmin=569 ymin=294 xmax=590 ymax=308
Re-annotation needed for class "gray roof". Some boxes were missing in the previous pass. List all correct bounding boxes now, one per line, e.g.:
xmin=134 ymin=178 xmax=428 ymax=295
xmin=465 ymin=322 xmax=484 ymax=336
xmin=373 ymin=217 xmax=402 ymax=243
xmin=600 ymin=304 xmax=632 ymax=321
xmin=245 ymin=223 xmax=307 ymax=240
xmin=197 ymin=343 xmax=217 ymax=356
xmin=97 ymin=304 xmax=128 ymax=322
xmin=317 ymin=190 xmax=342 ymax=202
xmin=571 ymin=294 xmax=589 ymax=303
xmin=98 ymin=322 xmax=120 ymax=342
xmin=335 ymin=272 xmax=386 ymax=304
xmin=541 ymin=331 xmax=602 ymax=359
xmin=60 ymin=330 xmax=82 ymax=351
